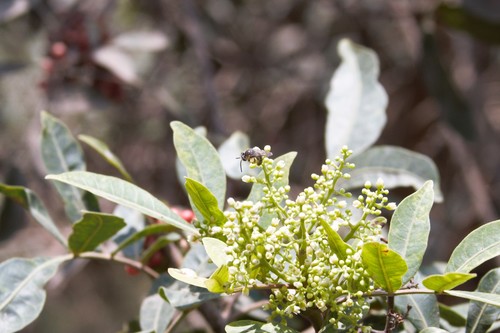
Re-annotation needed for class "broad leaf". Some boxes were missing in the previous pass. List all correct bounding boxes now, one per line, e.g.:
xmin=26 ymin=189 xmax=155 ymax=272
xmin=389 ymin=181 xmax=434 ymax=283
xmin=202 ymin=237 xmax=229 ymax=267
xmin=395 ymin=294 xmax=440 ymax=330
xmin=78 ymin=134 xmax=133 ymax=182
xmin=45 ymin=171 xmax=198 ymax=235
xmin=444 ymin=290 xmax=500 ymax=308
xmin=41 ymin=111 xmax=87 ymax=221
xmin=466 ymin=268 xmax=500 ymax=333
xmin=325 ymin=39 xmax=388 ymax=158
xmin=185 ymin=178 xmax=226 ymax=226
xmin=112 ymin=223 xmax=177 ymax=257
xmin=0 ymin=184 xmax=66 ymax=246
xmin=69 ymin=211 xmax=125 ymax=255
xmin=171 ymin=121 xmax=226 ymax=213
xmin=0 ymin=256 xmax=66 ymax=333
xmin=445 ymin=220 xmax=500 ymax=273
xmin=342 ymin=146 xmax=443 ymax=202
xmin=112 ymin=205 xmax=145 ymax=259
xmin=217 ymin=131 xmax=255 ymax=179
xmin=162 ymin=244 xmax=220 ymax=309
xmin=422 ymin=272 xmax=477 ymax=293
xmin=361 ymin=242 xmax=407 ymax=293
xmin=318 ymin=217 xmax=352 ymax=261
xmin=226 ymin=320 xmax=299 ymax=333
xmin=139 ymin=293 xmax=175 ymax=333
xmin=205 ymin=265 xmax=229 ymax=293
xmin=141 ymin=234 xmax=180 ymax=264
xmin=168 ymin=268 xmax=209 ymax=289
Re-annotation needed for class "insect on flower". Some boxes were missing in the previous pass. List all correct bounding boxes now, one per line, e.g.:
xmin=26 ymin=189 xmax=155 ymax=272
xmin=238 ymin=147 xmax=273 ymax=172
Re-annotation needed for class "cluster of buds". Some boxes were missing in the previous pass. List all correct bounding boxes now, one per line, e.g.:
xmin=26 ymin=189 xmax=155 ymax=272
xmin=201 ymin=146 xmax=396 ymax=330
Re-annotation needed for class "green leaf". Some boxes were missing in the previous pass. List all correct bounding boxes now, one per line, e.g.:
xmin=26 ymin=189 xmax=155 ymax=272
xmin=185 ymin=178 xmax=226 ymax=226
xmin=168 ymin=268 xmax=209 ymax=289
xmin=438 ymin=303 xmax=467 ymax=327
xmin=466 ymin=268 xmax=500 ymax=333
xmin=444 ymin=290 xmax=500 ymax=308
xmin=422 ymin=272 xmax=477 ymax=293
xmin=342 ymin=146 xmax=443 ymax=202
xmin=112 ymin=223 xmax=176 ymax=257
xmin=69 ymin=211 xmax=125 ymax=255
xmin=139 ymin=293 xmax=175 ymax=333
xmin=202 ymin=237 xmax=229 ymax=267
xmin=395 ymin=294 xmax=440 ymax=330
xmin=436 ymin=4 xmax=500 ymax=45
xmin=445 ymin=220 xmax=500 ymax=273
xmin=171 ymin=121 xmax=226 ymax=212
xmin=325 ymin=38 xmax=388 ymax=158
xmin=217 ymin=131 xmax=253 ymax=179
xmin=140 ymin=234 xmax=180 ymax=264
xmin=0 ymin=256 xmax=66 ymax=333
xmin=419 ymin=328 xmax=449 ymax=333
xmin=388 ymin=181 xmax=434 ymax=284
xmin=0 ymin=184 xmax=66 ymax=246
xmin=78 ymin=134 xmax=133 ymax=182
xmin=45 ymin=171 xmax=198 ymax=235
xmin=226 ymin=320 xmax=299 ymax=333
xmin=361 ymin=242 xmax=407 ymax=293
xmin=161 ymin=244 xmax=220 ymax=309
xmin=41 ymin=111 xmax=88 ymax=221
xmin=318 ymin=217 xmax=353 ymax=261
xmin=247 ymin=152 xmax=297 ymax=203
xmin=205 ymin=265 xmax=229 ymax=293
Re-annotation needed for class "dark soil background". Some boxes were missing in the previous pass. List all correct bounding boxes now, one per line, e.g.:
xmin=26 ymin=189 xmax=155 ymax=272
xmin=0 ymin=1 xmax=499 ymax=332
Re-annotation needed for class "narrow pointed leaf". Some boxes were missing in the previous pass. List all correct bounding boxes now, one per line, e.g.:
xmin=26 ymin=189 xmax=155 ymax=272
xmin=389 ymin=181 xmax=434 ymax=283
xmin=361 ymin=242 xmax=407 ymax=293
xmin=318 ymin=217 xmax=352 ymax=261
xmin=0 ymin=256 xmax=66 ymax=333
xmin=46 ymin=171 xmax=198 ymax=235
xmin=342 ymin=146 xmax=443 ymax=202
xmin=41 ymin=111 xmax=88 ymax=221
xmin=325 ymin=38 xmax=388 ymax=158
xmin=171 ymin=121 xmax=226 ymax=212
xmin=202 ymin=237 xmax=229 ymax=267
xmin=139 ymin=293 xmax=175 ymax=333
xmin=112 ymin=223 xmax=176 ymax=256
xmin=69 ymin=211 xmax=125 ymax=255
xmin=226 ymin=320 xmax=299 ymax=333
xmin=438 ymin=303 xmax=467 ymax=327
xmin=78 ymin=134 xmax=133 ymax=182
xmin=0 ymin=184 xmax=66 ymax=246
xmin=466 ymin=268 xmax=500 ymax=333
xmin=423 ymin=272 xmax=477 ymax=292
xmin=445 ymin=220 xmax=500 ymax=273
xmin=205 ymin=265 xmax=229 ymax=293
xmin=395 ymin=294 xmax=440 ymax=330
xmin=140 ymin=234 xmax=180 ymax=264
xmin=185 ymin=178 xmax=226 ymax=226
xmin=444 ymin=290 xmax=500 ymax=308
xmin=419 ymin=328 xmax=448 ymax=333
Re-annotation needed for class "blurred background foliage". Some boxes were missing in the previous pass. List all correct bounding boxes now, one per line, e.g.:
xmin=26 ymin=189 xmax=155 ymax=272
xmin=0 ymin=0 xmax=499 ymax=332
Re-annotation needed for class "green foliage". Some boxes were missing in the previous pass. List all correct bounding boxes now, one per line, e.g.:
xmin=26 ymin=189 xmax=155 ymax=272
xmin=0 ymin=39 xmax=498 ymax=333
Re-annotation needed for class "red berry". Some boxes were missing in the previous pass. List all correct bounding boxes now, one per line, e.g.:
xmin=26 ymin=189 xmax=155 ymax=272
xmin=180 ymin=209 xmax=195 ymax=223
xmin=50 ymin=42 xmax=67 ymax=58
xmin=147 ymin=252 xmax=164 ymax=268
xmin=124 ymin=265 xmax=140 ymax=276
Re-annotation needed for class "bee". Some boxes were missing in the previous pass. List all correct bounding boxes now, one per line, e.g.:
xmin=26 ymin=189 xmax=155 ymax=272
xmin=238 ymin=147 xmax=273 ymax=172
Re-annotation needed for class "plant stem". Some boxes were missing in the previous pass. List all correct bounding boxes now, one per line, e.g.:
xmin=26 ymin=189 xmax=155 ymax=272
xmin=78 ymin=251 xmax=160 ymax=279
